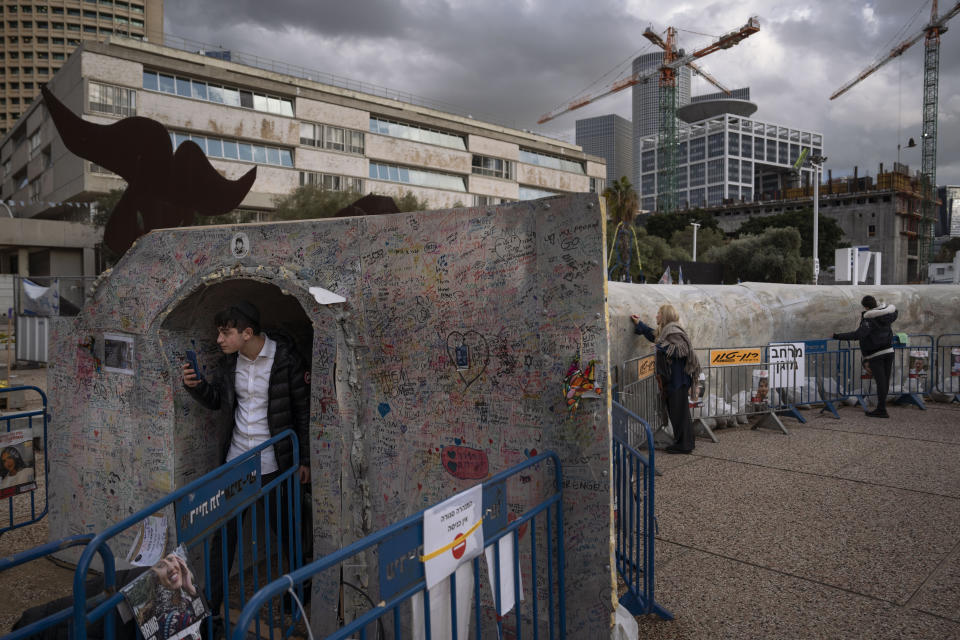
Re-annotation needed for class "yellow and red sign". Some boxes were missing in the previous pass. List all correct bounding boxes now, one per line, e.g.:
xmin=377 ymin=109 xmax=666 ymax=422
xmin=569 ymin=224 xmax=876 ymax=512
xmin=709 ymin=348 xmax=762 ymax=366
xmin=636 ymin=355 xmax=655 ymax=380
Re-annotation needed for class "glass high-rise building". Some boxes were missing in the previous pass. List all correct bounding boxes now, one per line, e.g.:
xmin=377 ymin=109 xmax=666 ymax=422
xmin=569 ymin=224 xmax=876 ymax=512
xmin=0 ymin=0 xmax=164 ymax=135
xmin=575 ymin=114 xmax=631 ymax=189
xmin=631 ymin=52 xmax=690 ymax=191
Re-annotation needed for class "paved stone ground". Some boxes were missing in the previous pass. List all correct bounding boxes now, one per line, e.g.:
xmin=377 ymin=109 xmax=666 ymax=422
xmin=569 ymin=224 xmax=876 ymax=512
xmin=635 ymin=400 xmax=960 ymax=640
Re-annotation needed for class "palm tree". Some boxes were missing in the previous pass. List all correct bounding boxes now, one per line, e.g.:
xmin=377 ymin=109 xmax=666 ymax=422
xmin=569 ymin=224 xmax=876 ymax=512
xmin=602 ymin=176 xmax=640 ymax=281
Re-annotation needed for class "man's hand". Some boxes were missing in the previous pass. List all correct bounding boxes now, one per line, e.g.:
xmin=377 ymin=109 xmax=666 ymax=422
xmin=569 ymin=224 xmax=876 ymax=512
xmin=182 ymin=363 xmax=201 ymax=388
xmin=298 ymin=465 xmax=310 ymax=484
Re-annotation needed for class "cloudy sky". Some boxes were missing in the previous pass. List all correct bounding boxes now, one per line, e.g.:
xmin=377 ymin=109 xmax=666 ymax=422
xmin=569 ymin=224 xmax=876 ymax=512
xmin=164 ymin=0 xmax=960 ymax=185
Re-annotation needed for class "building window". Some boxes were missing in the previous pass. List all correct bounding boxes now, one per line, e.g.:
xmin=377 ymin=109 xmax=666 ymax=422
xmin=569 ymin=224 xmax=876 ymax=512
xmin=641 ymin=173 xmax=655 ymax=196
xmin=299 ymin=171 xmax=363 ymax=192
xmin=471 ymin=154 xmax=513 ymax=180
xmin=324 ymin=125 xmax=345 ymax=152
xmin=689 ymin=137 xmax=705 ymax=162
xmin=474 ymin=195 xmax=510 ymax=206
xmin=299 ymin=122 xmax=320 ymax=146
xmin=641 ymin=150 xmax=655 ymax=173
xmin=88 ymin=81 xmax=136 ymax=117
xmin=689 ymin=188 xmax=705 ymax=208
xmin=708 ymin=133 xmax=724 ymax=158
xmin=728 ymin=159 xmax=739 ymax=183
xmin=28 ymin=129 xmax=42 ymax=157
xmin=170 ymin=131 xmax=293 ymax=168
xmin=589 ymin=177 xmax=605 ymax=193
xmin=728 ymin=132 xmax=739 ymax=157
xmin=708 ymin=159 xmax=723 ymax=183
xmin=741 ymin=135 xmax=752 ymax=158
xmin=143 ymin=70 xmax=294 ymax=117
xmin=869 ymin=224 xmax=876 ymax=237
xmin=518 ymin=149 xmax=584 ymax=174
xmin=369 ymin=161 xmax=466 ymax=192
xmin=518 ymin=185 xmax=558 ymax=200
xmin=707 ymin=185 xmax=723 ymax=207
xmin=689 ymin=162 xmax=705 ymax=187
xmin=29 ymin=178 xmax=41 ymax=202
xmin=368 ymin=116 xmax=466 ymax=151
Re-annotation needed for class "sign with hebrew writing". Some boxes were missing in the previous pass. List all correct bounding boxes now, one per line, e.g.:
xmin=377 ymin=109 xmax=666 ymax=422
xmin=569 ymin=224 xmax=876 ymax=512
xmin=636 ymin=355 xmax=655 ymax=381
xmin=174 ymin=455 xmax=259 ymax=544
xmin=709 ymin=348 xmax=762 ymax=366
xmin=768 ymin=342 xmax=805 ymax=388
xmin=422 ymin=484 xmax=483 ymax=589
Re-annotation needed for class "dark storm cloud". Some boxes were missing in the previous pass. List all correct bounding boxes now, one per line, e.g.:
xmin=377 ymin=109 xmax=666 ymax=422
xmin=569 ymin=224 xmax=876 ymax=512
xmin=163 ymin=0 xmax=960 ymax=184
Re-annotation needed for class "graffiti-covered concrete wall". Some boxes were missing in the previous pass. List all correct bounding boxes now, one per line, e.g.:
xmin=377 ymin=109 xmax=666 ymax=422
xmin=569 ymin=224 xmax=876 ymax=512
xmin=47 ymin=193 xmax=614 ymax=637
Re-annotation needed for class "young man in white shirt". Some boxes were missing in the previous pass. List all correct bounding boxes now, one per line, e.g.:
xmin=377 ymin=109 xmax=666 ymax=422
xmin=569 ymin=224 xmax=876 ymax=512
xmin=182 ymin=301 xmax=311 ymax=621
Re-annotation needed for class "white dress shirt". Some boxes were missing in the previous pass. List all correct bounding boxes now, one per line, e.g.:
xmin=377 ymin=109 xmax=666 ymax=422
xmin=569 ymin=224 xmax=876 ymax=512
xmin=226 ymin=335 xmax=279 ymax=475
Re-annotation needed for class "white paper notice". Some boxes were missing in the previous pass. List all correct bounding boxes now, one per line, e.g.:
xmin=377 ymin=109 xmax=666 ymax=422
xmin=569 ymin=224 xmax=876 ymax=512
xmin=410 ymin=563 xmax=474 ymax=640
xmin=125 ymin=514 xmax=167 ymax=567
xmin=485 ymin=535 xmax=523 ymax=616
xmin=422 ymin=484 xmax=484 ymax=590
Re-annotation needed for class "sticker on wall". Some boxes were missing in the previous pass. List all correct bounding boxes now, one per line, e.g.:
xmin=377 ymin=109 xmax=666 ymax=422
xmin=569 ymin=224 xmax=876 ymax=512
xmin=231 ymin=232 xmax=250 ymax=259
xmin=103 ymin=332 xmax=135 ymax=375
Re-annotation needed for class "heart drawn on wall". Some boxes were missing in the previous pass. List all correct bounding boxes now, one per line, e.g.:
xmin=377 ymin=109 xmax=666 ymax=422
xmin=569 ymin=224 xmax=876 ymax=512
xmin=446 ymin=331 xmax=490 ymax=389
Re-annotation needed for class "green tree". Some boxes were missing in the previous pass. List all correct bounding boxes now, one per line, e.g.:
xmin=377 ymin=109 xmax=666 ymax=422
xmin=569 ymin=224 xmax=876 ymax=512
xmin=606 ymin=224 xmax=690 ymax=282
xmin=702 ymin=227 xmax=810 ymax=284
xmin=393 ymin=190 xmax=431 ymax=212
xmin=669 ymin=226 xmax=727 ymax=258
xmin=644 ymin=209 xmax=719 ymax=241
xmin=270 ymin=184 xmax=363 ymax=221
xmin=935 ymin=237 xmax=960 ymax=262
xmin=735 ymin=208 xmax=845 ymax=267
xmin=603 ymin=176 xmax=640 ymax=280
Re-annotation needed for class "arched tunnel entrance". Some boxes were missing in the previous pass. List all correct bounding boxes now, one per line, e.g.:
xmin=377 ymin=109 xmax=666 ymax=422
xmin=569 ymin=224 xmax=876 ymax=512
xmin=158 ymin=277 xmax=314 ymax=487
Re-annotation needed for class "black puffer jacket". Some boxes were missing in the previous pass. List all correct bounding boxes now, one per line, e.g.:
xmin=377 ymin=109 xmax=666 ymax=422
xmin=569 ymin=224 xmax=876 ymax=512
xmin=835 ymin=303 xmax=898 ymax=358
xmin=185 ymin=329 xmax=310 ymax=470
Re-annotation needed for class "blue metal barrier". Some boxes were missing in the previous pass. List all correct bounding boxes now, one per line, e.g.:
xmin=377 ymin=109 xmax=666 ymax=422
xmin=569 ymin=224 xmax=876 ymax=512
xmin=0 ymin=535 xmax=117 ymax=640
xmin=612 ymin=401 xmax=672 ymax=620
xmin=65 ymin=430 xmax=304 ymax=640
xmin=231 ymin=451 xmax=565 ymax=640
xmin=935 ymin=334 xmax=960 ymax=403
xmin=1 ymin=385 xmax=49 ymax=536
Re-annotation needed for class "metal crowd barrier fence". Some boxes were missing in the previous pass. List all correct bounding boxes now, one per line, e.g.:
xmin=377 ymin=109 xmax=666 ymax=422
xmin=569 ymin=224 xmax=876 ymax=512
xmin=232 ymin=452 xmax=565 ymax=640
xmin=839 ymin=334 xmax=933 ymax=411
xmin=935 ymin=333 xmax=960 ymax=403
xmin=6 ymin=431 xmax=307 ymax=640
xmin=619 ymin=353 xmax=664 ymax=444
xmin=612 ymin=401 xmax=672 ymax=620
xmin=1 ymin=385 xmax=49 ymax=537
xmin=761 ymin=341 xmax=846 ymax=422
xmin=0 ymin=535 xmax=116 ymax=640
xmin=692 ymin=348 xmax=791 ymax=437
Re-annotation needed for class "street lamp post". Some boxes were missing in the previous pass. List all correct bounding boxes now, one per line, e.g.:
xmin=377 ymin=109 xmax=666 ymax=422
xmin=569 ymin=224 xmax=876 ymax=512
xmin=690 ymin=222 xmax=700 ymax=262
xmin=809 ymin=155 xmax=827 ymax=284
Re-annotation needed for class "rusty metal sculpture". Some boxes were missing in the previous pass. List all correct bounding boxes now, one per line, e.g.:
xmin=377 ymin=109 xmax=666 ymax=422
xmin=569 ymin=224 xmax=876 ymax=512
xmin=41 ymin=85 xmax=257 ymax=255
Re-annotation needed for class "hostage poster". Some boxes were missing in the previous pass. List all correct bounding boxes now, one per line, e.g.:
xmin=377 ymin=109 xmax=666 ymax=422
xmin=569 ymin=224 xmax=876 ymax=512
xmin=120 ymin=545 xmax=210 ymax=640
xmin=0 ymin=429 xmax=37 ymax=499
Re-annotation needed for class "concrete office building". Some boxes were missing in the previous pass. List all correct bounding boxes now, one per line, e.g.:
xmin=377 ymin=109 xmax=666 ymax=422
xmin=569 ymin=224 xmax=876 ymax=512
xmin=636 ymin=95 xmax=823 ymax=212
xmin=0 ymin=0 xmax=164 ymax=136
xmin=937 ymin=185 xmax=960 ymax=237
xmin=575 ymin=113 xmax=630 ymax=187
xmin=700 ymin=165 xmax=931 ymax=284
xmin=0 ymin=36 xmax=605 ymax=279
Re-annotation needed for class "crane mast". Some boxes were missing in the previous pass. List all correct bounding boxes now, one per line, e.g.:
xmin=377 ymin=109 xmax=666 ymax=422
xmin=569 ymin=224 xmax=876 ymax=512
xmin=831 ymin=1 xmax=960 ymax=281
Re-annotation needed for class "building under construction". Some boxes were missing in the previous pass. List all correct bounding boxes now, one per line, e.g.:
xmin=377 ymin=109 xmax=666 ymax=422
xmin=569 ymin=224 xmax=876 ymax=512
xmin=701 ymin=162 xmax=938 ymax=284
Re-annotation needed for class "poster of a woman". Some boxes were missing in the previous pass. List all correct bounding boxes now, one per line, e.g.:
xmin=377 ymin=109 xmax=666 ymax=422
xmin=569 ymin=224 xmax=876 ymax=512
xmin=121 ymin=545 xmax=209 ymax=640
xmin=0 ymin=430 xmax=37 ymax=499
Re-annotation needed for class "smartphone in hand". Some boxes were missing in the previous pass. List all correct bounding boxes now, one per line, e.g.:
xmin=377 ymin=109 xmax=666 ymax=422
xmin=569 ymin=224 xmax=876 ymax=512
xmin=185 ymin=350 xmax=204 ymax=382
